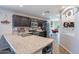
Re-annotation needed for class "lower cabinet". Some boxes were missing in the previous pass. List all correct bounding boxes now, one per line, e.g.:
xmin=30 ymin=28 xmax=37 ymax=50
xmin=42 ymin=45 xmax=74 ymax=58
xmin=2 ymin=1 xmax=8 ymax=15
xmin=34 ymin=43 xmax=53 ymax=54
xmin=42 ymin=44 xmax=53 ymax=54
xmin=39 ymin=31 xmax=47 ymax=37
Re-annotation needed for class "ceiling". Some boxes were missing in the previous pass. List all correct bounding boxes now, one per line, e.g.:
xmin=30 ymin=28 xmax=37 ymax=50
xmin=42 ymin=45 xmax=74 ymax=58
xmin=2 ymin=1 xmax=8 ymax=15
xmin=0 ymin=5 xmax=62 ymax=19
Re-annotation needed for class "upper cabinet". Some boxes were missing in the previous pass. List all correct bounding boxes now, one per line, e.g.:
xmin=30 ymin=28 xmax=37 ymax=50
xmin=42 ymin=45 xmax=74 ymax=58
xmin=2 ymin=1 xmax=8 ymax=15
xmin=12 ymin=15 xmax=31 ymax=27
xmin=12 ymin=15 xmax=47 ymax=31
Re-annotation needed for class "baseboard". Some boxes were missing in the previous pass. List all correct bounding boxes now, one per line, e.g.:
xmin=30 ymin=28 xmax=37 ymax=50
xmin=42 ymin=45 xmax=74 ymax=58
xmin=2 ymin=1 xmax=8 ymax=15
xmin=60 ymin=44 xmax=72 ymax=54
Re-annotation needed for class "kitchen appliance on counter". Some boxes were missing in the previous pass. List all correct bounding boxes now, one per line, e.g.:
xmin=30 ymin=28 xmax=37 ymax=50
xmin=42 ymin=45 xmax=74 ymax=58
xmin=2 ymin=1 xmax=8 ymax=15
xmin=29 ymin=20 xmax=38 ymax=32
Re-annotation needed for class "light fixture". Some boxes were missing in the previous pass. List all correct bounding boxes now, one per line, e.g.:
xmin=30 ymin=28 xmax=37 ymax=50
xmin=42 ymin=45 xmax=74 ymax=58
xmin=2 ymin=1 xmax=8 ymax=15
xmin=42 ymin=10 xmax=50 ymax=16
xmin=42 ymin=13 xmax=45 ymax=16
xmin=60 ymin=6 xmax=79 ymax=19
xmin=19 ymin=5 xmax=23 ymax=7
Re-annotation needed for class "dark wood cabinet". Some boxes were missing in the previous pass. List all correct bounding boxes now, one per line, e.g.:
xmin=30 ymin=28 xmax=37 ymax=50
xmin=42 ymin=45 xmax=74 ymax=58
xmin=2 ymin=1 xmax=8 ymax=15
xmin=12 ymin=15 xmax=31 ymax=27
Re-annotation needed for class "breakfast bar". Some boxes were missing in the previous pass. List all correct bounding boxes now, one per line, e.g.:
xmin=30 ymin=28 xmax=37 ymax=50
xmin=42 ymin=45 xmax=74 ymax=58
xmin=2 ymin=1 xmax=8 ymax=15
xmin=3 ymin=34 xmax=53 ymax=54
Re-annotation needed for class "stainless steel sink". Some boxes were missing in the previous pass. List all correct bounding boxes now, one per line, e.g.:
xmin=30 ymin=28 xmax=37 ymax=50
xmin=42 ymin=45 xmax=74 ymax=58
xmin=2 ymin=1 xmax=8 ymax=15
xmin=20 ymin=33 xmax=33 ymax=37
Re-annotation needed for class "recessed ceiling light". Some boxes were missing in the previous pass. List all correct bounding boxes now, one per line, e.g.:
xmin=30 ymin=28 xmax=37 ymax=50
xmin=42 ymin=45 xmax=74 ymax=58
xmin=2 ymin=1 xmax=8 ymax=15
xmin=44 ymin=11 xmax=50 ymax=14
xmin=42 ymin=13 xmax=45 ymax=16
xmin=42 ymin=10 xmax=50 ymax=16
xmin=19 ymin=5 xmax=23 ymax=7
xmin=61 ymin=6 xmax=65 ymax=9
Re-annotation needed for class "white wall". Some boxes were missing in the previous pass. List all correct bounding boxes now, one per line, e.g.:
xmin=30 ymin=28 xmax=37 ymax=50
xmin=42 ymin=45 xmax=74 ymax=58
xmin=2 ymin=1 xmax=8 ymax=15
xmin=60 ymin=18 xmax=75 ymax=53
xmin=61 ymin=12 xmax=79 ymax=54
xmin=60 ymin=9 xmax=75 ymax=53
xmin=60 ymin=11 xmax=79 ymax=54
xmin=0 ymin=8 xmax=13 ymax=37
xmin=60 ymin=33 xmax=75 ymax=53
xmin=73 ymin=12 xmax=79 ymax=53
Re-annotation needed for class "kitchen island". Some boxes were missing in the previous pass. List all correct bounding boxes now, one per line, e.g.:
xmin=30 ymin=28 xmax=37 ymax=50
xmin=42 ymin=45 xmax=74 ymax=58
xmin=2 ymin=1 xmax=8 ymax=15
xmin=3 ymin=33 xmax=53 ymax=54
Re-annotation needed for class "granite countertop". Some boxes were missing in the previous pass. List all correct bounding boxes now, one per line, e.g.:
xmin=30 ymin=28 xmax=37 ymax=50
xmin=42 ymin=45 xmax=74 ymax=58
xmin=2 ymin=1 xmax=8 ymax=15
xmin=3 ymin=34 xmax=53 ymax=54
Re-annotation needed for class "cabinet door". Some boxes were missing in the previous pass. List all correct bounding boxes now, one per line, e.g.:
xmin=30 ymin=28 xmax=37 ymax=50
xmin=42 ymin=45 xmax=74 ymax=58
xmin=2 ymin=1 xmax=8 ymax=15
xmin=12 ymin=15 xmax=22 ymax=27
xmin=27 ymin=18 xmax=31 ymax=27
xmin=12 ymin=15 xmax=31 ymax=27
xmin=38 ymin=20 xmax=42 ymax=27
xmin=21 ymin=17 xmax=27 ymax=26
